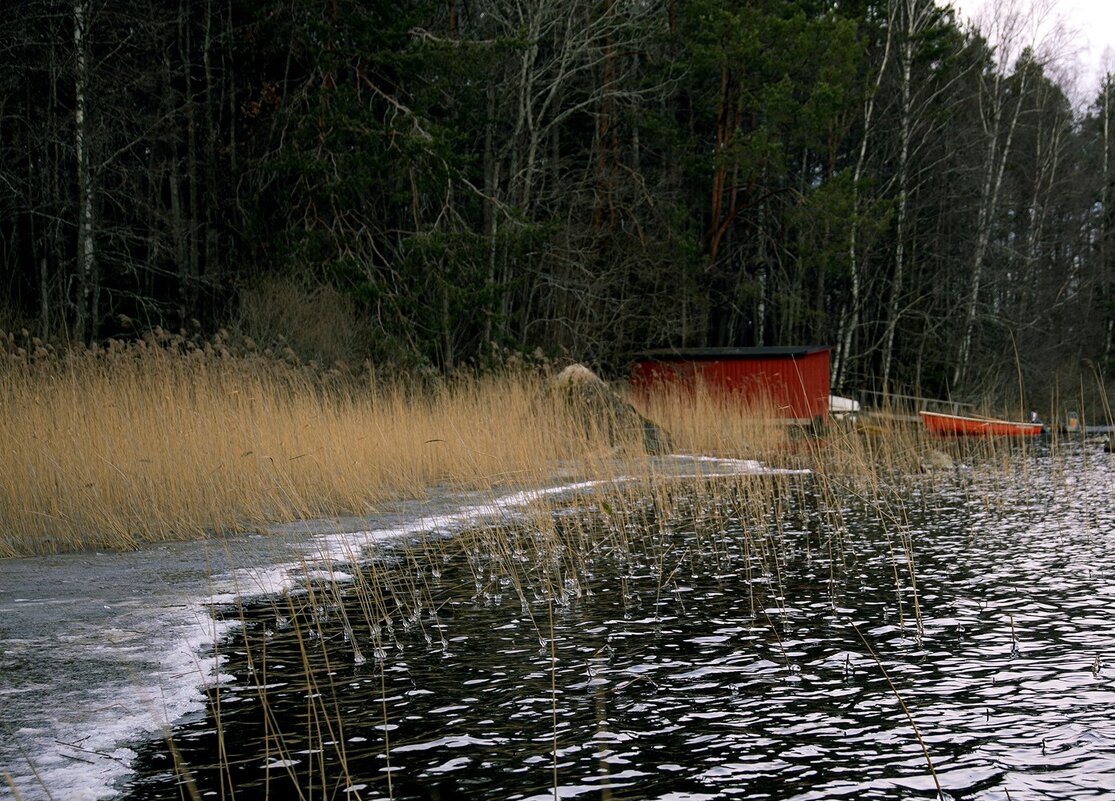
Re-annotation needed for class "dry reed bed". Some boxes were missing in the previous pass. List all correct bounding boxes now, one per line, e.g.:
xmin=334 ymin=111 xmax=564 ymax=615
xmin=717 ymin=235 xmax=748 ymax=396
xmin=0 ymin=339 xmax=626 ymax=556
xmin=0 ymin=337 xmax=795 ymax=557
xmin=0 ymin=333 xmax=1075 ymax=559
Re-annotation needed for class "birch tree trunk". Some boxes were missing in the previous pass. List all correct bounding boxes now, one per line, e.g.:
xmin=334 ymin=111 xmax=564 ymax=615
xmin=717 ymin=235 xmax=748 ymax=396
xmin=73 ymin=0 xmax=96 ymax=340
xmin=1021 ymin=79 xmax=1064 ymax=294
xmin=1103 ymin=75 xmax=1113 ymax=368
xmin=954 ymin=65 xmax=1028 ymax=391
xmin=880 ymin=0 xmax=926 ymax=394
xmin=952 ymin=0 xmax=1062 ymax=390
xmin=833 ymin=0 xmax=896 ymax=390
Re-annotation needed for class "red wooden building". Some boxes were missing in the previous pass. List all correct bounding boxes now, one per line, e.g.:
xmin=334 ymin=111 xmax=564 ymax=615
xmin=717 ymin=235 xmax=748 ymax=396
xmin=630 ymin=346 xmax=832 ymax=425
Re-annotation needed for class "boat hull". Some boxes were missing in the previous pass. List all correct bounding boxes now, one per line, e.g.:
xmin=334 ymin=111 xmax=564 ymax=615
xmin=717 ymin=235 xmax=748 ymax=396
xmin=919 ymin=410 xmax=1043 ymax=437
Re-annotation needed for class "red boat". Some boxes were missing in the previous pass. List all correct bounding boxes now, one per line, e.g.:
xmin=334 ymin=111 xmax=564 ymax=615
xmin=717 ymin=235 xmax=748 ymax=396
xmin=919 ymin=410 xmax=1044 ymax=437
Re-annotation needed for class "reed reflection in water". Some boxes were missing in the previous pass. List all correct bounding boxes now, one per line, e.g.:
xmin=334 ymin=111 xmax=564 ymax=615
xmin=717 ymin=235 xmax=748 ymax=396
xmin=123 ymin=444 xmax=1115 ymax=801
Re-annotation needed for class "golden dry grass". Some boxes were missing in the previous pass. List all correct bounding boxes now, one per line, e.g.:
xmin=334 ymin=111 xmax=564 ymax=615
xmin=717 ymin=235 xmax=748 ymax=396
xmin=2 ymin=333 xmax=805 ymax=556
xmin=2 ymin=329 xmax=1086 ymax=558
xmin=632 ymin=380 xmax=791 ymax=460
xmin=0 ymin=336 xmax=638 ymax=555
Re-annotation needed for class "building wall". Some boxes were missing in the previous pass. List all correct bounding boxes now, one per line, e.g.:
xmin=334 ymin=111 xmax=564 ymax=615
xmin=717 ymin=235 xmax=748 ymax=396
xmin=631 ymin=348 xmax=830 ymax=424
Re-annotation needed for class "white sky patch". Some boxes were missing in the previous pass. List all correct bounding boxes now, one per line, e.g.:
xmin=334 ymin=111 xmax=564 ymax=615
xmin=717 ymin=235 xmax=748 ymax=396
xmin=947 ymin=0 xmax=1115 ymax=103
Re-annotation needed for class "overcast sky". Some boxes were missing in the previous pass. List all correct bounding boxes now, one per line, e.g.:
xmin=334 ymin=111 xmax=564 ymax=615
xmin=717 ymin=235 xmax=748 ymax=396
xmin=947 ymin=0 xmax=1113 ymax=103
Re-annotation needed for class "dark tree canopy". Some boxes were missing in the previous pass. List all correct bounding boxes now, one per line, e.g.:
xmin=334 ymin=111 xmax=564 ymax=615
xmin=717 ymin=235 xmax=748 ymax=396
xmin=1 ymin=0 xmax=1112 ymax=403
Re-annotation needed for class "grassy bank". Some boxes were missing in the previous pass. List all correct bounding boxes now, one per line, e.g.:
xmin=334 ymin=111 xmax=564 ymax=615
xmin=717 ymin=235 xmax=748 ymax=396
xmin=7 ymin=328 xmax=1101 ymax=559
xmin=0 ymin=334 xmax=793 ymax=556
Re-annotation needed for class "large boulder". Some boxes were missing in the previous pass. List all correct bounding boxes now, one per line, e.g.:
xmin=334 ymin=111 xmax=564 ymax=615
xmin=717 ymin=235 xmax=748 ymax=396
xmin=552 ymin=364 xmax=671 ymax=454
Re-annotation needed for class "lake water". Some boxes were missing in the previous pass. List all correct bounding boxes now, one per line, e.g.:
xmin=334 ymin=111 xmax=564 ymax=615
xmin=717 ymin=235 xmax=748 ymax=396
xmin=0 ymin=456 xmax=786 ymax=799
xmin=2 ymin=446 xmax=1112 ymax=801
xmin=109 ymin=442 xmax=1115 ymax=801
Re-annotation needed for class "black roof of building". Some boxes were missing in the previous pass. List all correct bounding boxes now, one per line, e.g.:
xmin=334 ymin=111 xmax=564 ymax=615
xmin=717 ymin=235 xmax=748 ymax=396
xmin=633 ymin=346 xmax=831 ymax=361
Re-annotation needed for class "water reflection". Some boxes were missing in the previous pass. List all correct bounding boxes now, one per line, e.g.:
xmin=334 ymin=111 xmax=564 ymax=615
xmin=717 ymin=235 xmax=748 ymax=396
xmin=123 ymin=444 xmax=1115 ymax=800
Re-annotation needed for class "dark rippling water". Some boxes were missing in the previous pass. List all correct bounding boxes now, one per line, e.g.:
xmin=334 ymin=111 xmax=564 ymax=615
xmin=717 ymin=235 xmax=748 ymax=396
xmin=122 ymin=443 xmax=1115 ymax=800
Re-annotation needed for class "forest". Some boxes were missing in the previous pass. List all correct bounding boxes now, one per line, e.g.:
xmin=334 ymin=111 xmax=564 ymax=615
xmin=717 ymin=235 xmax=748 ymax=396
xmin=1 ymin=0 xmax=1112 ymax=402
